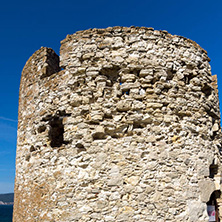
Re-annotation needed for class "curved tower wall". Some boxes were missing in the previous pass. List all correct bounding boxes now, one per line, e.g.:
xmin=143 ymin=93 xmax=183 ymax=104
xmin=14 ymin=27 xmax=222 ymax=222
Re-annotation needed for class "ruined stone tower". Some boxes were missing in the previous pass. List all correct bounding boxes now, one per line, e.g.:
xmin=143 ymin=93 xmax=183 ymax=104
xmin=14 ymin=27 xmax=222 ymax=222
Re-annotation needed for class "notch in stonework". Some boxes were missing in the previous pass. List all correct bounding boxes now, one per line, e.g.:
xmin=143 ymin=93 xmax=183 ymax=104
xmin=42 ymin=110 xmax=71 ymax=147
xmin=209 ymin=163 xmax=219 ymax=179
xmin=40 ymin=48 xmax=61 ymax=79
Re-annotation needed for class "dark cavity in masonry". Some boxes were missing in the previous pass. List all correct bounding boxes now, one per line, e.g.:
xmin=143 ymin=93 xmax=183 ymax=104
xmin=42 ymin=110 xmax=71 ymax=147
xmin=49 ymin=115 xmax=65 ymax=147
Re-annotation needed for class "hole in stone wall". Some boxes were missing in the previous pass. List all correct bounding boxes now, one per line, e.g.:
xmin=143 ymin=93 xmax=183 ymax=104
xmin=110 ymin=134 xmax=119 ymax=139
xmin=207 ymin=190 xmax=221 ymax=222
xmin=151 ymin=76 xmax=158 ymax=85
xmin=92 ymin=131 xmax=106 ymax=140
xmin=206 ymin=109 xmax=220 ymax=121
xmin=129 ymin=68 xmax=141 ymax=77
xmin=99 ymin=66 xmax=121 ymax=85
xmin=175 ymin=86 xmax=179 ymax=91
xmin=133 ymin=122 xmax=144 ymax=129
xmin=166 ymin=69 xmax=175 ymax=80
xmin=81 ymin=109 xmax=90 ymax=116
xmin=210 ymin=131 xmax=218 ymax=141
xmin=30 ymin=146 xmax=36 ymax=152
xmin=183 ymin=73 xmax=194 ymax=84
xmin=162 ymin=88 xmax=169 ymax=93
xmin=181 ymin=61 xmax=186 ymax=66
xmin=104 ymin=113 xmax=112 ymax=119
xmin=76 ymin=143 xmax=84 ymax=148
xmin=76 ymin=143 xmax=87 ymax=153
xmin=49 ymin=115 xmax=65 ymax=147
xmin=209 ymin=164 xmax=218 ymax=179
xmin=43 ymin=110 xmax=71 ymax=148
xmin=37 ymin=125 xmax=46 ymax=133
xmin=201 ymin=83 xmax=212 ymax=98
xmin=197 ymin=62 xmax=205 ymax=70
xmin=122 ymin=90 xmax=129 ymax=95
xmin=186 ymin=64 xmax=195 ymax=70
xmin=25 ymin=154 xmax=31 ymax=162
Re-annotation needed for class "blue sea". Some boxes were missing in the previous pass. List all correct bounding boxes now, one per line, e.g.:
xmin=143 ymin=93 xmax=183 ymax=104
xmin=0 ymin=205 xmax=13 ymax=222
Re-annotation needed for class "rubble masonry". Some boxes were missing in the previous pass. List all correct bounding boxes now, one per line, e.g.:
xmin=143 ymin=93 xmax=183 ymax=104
xmin=14 ymin=26 xmax=222 ymax=221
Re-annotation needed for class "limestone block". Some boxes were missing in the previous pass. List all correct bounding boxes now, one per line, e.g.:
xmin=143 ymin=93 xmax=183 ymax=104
xmin=187 ymin=200 xmax=208 ymax=222
xmin=121 ymin=74 xmax=136 ymax=82
xmin=198 ymin=180 xmax=216 ymax=203
xmin=121 ymin=82 xmax=140 ymax=91
xmin=126 ymin=176 xmax=140 ymax=186
xmin=108 ymin=166 xmax=122 ymax=186
xmin=70 ymin=94 xmax=82 ymax=107
xmin=82 ymin=52 xmax=95 ymax=60
xmin=132 ymin=100 xmax=145 ymax=110
xmin=92 ymin=126 xmax=106 ymax=139
xmin=116 ymin=100 xmax=132 ymax=111
xmin=212 ymin=122 xmax=219 ymax=132
xmin=139 ymin=68 xmax=153 ymax=77
xmin=127 ymin=113 xmax=143 ymax=122
xmin=146 ymin=103 xmax=163 ymax=109
xmin=90 ymin=112 xmax=104 ymax=123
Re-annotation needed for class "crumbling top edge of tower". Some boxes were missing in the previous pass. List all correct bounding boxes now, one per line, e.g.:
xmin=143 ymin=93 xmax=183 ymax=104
xmin=60 ymin=26 xmax=209 ymax=59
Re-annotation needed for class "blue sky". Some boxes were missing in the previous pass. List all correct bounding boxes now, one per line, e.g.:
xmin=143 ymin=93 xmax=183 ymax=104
xmin=0 ymin=0 xmax=222 ymax=194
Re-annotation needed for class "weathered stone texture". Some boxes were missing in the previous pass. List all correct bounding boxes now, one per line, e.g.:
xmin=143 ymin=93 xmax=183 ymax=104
xmin=14 ymin=26 xmax=222 ymax=221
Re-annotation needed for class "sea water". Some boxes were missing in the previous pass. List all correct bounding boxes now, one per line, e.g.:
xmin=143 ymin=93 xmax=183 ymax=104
xmin=0 ymin=205 xmax=13 ymax=222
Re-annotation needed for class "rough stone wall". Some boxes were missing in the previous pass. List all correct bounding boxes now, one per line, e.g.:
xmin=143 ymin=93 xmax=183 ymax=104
xmin=14 ymin=26 xmax=222 ymax=222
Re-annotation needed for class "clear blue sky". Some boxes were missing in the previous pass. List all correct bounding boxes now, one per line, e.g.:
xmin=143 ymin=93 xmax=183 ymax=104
xmin=0 ymin=0 xmax=222 ymax=194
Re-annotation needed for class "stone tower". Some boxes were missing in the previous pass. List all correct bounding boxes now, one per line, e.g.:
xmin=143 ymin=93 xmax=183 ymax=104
xmin=14 ymin=27 xmax=222 ymax=222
